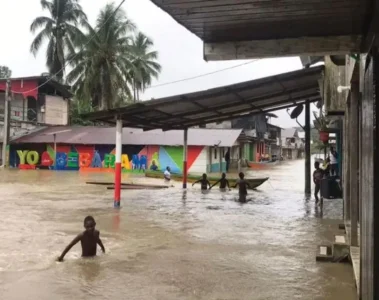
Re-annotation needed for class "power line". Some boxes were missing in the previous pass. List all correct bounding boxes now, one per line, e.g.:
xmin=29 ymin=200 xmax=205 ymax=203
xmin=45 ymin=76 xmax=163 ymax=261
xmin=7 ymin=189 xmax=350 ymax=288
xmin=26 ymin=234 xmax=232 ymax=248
xmin=10 ymin=0 xmax=127 ymax=95
xmin=147 ymin=59 xmax=261 ymax=89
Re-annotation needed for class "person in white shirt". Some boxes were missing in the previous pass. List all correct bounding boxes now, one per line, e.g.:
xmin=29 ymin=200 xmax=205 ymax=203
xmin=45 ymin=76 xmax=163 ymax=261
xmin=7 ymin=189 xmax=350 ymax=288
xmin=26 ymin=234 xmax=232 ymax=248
xmin=164 ymin=166 xmax=171 ymax=181
xmin=329 ymin=147 xmax=339 ymax=176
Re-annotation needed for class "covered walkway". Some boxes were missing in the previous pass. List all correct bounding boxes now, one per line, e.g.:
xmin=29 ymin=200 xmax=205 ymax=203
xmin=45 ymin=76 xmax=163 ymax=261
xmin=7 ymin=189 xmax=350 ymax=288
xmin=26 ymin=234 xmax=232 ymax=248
xmin=82 ymin=66 xmax=323 ymax=208
xmin=83 ymin=66 xmax=323 ymax=129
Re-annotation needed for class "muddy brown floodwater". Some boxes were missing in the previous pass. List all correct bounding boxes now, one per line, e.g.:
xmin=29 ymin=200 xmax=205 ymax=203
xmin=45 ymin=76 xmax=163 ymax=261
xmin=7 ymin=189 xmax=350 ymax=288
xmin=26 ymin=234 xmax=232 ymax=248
xmin=0 ymin=159 xmax=356 ymax=300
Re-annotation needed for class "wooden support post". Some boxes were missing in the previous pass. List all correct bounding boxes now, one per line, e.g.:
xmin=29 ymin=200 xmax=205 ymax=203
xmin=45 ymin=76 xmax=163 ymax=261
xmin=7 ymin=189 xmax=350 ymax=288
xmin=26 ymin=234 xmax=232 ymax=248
xmin=1 ymin=80 xmax=10 ymax=167
xmin=350 ymin=83 xmax=359 ymax=246
xmin=305 ymin=102 xmax=311 ymax=194
xmin=343 ymin=102 xmax=351 ymax=221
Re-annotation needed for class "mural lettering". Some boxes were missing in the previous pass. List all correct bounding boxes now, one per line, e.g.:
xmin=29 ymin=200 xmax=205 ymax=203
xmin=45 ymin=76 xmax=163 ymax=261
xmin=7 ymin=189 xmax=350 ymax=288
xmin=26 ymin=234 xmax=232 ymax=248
xmin=104 ymin=154 xmax=115 ymax=168
xmin=11 ymin=144 xmax=204 ymax=173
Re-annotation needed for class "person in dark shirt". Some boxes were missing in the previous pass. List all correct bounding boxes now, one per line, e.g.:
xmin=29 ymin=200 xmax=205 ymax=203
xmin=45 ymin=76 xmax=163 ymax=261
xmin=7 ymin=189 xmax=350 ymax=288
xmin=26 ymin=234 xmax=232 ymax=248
xmin=210 ymin=172 xmax=231 ymax=191
xmin=150 ymin=160 xmax=158 ymax=171
xmin=57 ymin=216 xmax=105 ymax=262
xmin=313 ymin=161 xmax=324 ymax=204
xmin=233 ymin=172 xmax=250 ymax=203
xmin=192 ymin=173 xmax=211 ymax=190
xmin=225 ymin=149 xmax=230 ymax=173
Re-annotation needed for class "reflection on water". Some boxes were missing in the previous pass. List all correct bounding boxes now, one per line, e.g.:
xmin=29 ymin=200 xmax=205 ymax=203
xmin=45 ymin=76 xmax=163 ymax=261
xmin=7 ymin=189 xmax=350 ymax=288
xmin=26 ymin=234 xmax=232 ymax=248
xmin=0 ymin=159 xmax=356 ymax=300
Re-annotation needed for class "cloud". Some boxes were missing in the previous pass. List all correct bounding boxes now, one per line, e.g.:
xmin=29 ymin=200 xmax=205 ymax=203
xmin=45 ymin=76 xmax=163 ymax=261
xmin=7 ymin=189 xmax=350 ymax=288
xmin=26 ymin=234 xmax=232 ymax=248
xmin=0 ymin=0 xmax=308 ymax=128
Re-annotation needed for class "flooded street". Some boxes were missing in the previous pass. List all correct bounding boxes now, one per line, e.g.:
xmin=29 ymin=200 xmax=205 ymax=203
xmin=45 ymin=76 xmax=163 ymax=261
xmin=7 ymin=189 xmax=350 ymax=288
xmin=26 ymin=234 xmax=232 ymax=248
xmin=0 ymin=159 xmax=356 ymax=300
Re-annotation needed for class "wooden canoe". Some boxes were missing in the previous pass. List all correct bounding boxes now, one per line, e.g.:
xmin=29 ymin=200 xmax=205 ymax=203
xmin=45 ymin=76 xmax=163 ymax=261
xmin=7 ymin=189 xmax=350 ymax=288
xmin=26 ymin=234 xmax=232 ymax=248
xmin=86 ymin=181 xmax=169 ymax=189
xmin=247 ymin=160 xmax=279 ymax=170
xmin=145 ymin=171 xmax=269 ymax=190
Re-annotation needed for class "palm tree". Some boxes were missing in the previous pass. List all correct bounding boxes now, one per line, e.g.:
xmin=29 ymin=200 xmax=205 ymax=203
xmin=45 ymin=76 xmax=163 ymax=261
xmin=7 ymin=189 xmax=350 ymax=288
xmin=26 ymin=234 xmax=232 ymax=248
xmin=30 ymin=0 xmax=87 ymax=81
xmin=67 ymin=3 xmax=136 ymax=110
xmin=129 ymin=33 xmax=161 ymax=102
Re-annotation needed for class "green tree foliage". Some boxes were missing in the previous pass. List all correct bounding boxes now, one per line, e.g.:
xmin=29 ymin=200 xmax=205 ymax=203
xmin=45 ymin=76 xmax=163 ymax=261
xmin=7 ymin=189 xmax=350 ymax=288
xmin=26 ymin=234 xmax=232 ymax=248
xmin=129 ymin=32 xmax=161 ymax=102
xmin=30 ymin=0 xmax=87 ymax=81
xmin=67 ymin=3 xmax=137 ymax=109
xmin=0 ymin=66 xmax=12 ymax=79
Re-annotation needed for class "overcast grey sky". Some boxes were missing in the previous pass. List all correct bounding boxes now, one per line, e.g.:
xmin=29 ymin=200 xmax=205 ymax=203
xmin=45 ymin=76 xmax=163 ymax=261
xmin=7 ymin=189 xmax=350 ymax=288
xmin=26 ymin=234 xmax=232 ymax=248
xmin=0 ymin=0 xmax=313 ymax=128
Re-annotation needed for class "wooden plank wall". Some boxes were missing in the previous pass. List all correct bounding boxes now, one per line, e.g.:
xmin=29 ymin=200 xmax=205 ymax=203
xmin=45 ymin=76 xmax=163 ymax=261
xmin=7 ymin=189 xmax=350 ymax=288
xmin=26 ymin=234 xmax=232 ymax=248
xmin=359 ymin=49 xmax=379 ymax=300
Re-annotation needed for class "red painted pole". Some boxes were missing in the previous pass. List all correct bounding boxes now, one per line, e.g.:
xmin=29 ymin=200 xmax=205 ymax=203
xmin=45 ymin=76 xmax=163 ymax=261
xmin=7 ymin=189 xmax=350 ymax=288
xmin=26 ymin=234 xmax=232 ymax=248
xmin=183 ymin=128 xmax=188 ymax=189
xmin=114 ymin=118 xmax=122 ymax=208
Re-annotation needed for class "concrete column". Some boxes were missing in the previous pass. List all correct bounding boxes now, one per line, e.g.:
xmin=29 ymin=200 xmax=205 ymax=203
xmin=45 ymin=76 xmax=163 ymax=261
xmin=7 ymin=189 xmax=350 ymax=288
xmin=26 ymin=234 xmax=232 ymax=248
xmin=183 ymin=128 xmax=188 ymax=189
xmin=343 ymin=103 xmax=351 ymax=221
xmin=305 ymin=102 xmax=311 ymax=194
xmin=114 ymin=118 xmax=122 ymax=208
xmin=350 ymin=83 xmax=359 ymax=246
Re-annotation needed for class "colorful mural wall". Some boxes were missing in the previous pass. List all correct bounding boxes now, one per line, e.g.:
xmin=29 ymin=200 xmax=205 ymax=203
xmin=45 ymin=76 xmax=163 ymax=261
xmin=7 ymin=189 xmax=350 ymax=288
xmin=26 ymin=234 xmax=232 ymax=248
xmin=9 ymin=144 xmax=207 ymax=173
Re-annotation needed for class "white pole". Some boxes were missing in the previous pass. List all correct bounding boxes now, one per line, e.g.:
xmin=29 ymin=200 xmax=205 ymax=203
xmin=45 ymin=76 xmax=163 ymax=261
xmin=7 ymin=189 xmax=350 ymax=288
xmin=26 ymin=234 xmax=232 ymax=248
xmin=53 ymin=134 xmax=57 ymax=170
xmin=183 ymin=128 xmax=188 ymax=188
xmin=114 ymin=117 xmax=123 ymax=208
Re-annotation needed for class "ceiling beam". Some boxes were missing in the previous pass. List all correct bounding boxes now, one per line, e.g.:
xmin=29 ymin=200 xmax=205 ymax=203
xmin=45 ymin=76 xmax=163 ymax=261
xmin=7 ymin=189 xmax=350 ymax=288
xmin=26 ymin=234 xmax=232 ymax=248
xmin=168 ymin=100 xmax=316 ymax=130
xmin=163 ymin=94 xmax=320 ymax=129
xmin=144 ymin=84 xmax=318 ymax=123
xmin=204 ymin=35 xmax=362 ymax=61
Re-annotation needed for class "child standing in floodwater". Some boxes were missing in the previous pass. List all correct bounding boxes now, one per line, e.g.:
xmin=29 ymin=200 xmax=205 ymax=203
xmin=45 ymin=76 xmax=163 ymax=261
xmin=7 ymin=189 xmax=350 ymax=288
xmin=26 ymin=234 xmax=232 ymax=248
xmin=192 ymin=173 xmax=211 ymax=190
xmin=313 ymin=161 xmax=324 ymax=205
xmin=57 ymin=216 xmax=105 ymax=261
xmin=233 ymin=172 xmax=250 ymax=203
xmin=210 ymin=172 xmax=231 ymax=190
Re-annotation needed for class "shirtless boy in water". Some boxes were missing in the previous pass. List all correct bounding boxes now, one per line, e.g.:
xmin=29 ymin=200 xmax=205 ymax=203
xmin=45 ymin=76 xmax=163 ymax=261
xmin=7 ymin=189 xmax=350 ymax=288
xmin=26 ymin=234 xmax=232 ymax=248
xmin=210 ymin=173 xmax=231 ymax=190
xmin=192 ymin=173 xmax=211 ymax=190
xmin=57 ymin=216 xmax=105 ymax=261
xmin=233 ymin=172 xmax=250 ymax=203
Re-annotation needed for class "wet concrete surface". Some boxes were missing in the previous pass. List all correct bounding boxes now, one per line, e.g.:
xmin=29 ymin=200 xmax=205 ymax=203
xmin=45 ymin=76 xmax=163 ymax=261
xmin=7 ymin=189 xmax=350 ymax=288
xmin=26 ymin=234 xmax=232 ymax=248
xmin=0 ymin=159 xmax=356 ymax=299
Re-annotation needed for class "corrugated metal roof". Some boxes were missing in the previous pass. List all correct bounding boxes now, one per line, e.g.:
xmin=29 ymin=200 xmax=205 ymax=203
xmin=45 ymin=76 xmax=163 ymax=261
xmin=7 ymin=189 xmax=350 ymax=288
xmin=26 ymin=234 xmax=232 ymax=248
xmin=82 ymin=66 xmax=323 ymax=130
xmin=12 ymin=126 xmax=242 ymax=147
xmin=150 ymin=0 xmax=365 ymax=43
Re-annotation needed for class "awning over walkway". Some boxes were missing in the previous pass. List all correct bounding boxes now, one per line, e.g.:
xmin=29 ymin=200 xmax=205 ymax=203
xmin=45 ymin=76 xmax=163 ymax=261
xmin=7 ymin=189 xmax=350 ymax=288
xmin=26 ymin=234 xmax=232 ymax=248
xmin=150 ymin=0 xmax=367 ymax=59
xmin=82 ymin=66 xmax=323 ymax=130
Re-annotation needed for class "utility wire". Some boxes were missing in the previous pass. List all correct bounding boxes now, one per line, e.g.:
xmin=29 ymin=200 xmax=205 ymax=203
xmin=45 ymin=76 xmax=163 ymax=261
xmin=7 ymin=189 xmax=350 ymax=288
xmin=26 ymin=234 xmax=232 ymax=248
xmin=10 ymin=0 xmax=127 ymax=95
xmin=146 ymin=59 xmax=261 ymax=89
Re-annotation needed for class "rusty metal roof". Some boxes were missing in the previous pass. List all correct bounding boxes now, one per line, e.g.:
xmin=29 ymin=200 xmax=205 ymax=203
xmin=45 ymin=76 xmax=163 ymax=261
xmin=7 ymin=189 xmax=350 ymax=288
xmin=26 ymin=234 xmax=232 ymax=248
xmin=82 ymin=66 xmax=323 ymax=130
xmin=150 ymin=0 xmax=366 ymax=43
xmin=12 ymin=126 xmax=242 ymax=147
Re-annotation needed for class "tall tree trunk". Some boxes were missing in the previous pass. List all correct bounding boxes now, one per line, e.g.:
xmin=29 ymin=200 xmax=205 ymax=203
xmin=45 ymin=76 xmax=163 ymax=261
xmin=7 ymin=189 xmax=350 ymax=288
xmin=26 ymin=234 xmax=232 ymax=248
xmin=133 ymin=79 xmax=136 ymax=103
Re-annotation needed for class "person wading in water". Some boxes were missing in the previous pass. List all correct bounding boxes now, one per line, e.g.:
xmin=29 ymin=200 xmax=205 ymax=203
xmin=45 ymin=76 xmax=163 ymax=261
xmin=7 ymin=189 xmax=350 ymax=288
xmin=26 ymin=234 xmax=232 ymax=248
xmin=210 ymin=173 xmax=231 ymax=191
xmin=57 ymin=216 xmax=105 ymax=261
xmin=233 ymin=172 xmax=250 ymax=203
xmin=192 ymin=173 xmax=211 ymax=190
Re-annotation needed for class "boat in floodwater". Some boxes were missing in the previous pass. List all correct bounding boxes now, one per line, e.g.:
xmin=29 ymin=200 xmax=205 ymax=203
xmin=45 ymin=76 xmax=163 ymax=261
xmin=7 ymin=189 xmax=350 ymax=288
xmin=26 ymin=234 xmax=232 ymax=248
xmin=246 ymin=160 xmax=279 ymax=170
xmin=145 ymin=171 xmax=269 ymax=190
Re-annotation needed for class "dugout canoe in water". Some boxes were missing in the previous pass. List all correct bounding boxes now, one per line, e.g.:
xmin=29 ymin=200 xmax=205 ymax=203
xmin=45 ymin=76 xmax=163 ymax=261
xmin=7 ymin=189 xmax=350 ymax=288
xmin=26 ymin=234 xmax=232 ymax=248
xmin=144 ymin=171 xmax=269 ymax=190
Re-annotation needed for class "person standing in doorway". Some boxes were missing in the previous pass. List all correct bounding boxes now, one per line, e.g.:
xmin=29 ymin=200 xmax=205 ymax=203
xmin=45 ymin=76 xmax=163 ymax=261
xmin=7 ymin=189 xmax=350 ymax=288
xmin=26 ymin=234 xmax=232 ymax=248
xmin=329 ymin=147 xmax=339 ymax=176
xmin=225 ymin=148 xmax=230 ymax=173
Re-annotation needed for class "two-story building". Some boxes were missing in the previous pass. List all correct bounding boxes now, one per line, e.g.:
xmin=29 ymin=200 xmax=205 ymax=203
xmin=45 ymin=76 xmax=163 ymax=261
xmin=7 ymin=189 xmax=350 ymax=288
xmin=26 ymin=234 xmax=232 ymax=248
xmin=198 ymin=113 xmax=281 ymax=164
xmin=0 ymin=75 xmax=72 ymax=164
xmin=281 ymin=128 xmax=305 ymax=159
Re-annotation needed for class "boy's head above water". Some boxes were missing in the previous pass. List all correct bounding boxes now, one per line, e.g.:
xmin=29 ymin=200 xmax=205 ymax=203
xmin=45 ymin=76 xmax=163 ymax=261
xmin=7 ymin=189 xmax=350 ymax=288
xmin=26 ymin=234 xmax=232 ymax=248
xmin=84 ymin=216 xmax=96 ymax=233
xmin=238 ymin=172 xmax=245 ymax=179
xmin=314 ymin=161 xmax=320 ymax=169
xmin=202 ymin=173 xmax=207 ymax=179
xmin=221 ymin=172 xmax=226 ymax=179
